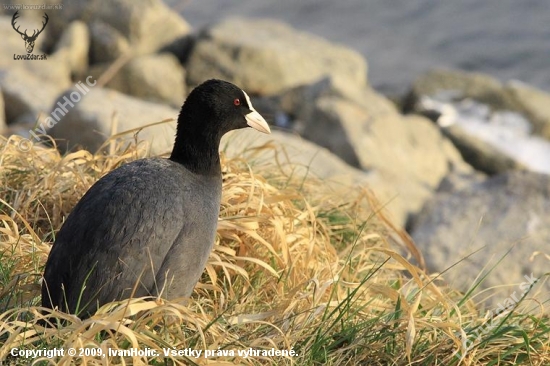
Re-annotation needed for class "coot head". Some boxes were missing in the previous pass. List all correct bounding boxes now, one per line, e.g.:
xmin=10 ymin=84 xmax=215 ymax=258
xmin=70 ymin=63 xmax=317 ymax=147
xmin=178 ymin=79 xmax=270 ymax=136
xmin=170 ymin=79 xmax=270 ymax=172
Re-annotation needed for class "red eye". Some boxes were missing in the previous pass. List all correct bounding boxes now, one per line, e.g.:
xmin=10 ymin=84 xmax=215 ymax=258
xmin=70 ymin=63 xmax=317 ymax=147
xmin=234 ymin=98 xmax=241 ymax=106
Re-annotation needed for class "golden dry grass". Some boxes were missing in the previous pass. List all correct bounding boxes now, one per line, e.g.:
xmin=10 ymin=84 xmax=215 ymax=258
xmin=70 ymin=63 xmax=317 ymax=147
xmin=0 ymin=133 xmax=549 ymax=365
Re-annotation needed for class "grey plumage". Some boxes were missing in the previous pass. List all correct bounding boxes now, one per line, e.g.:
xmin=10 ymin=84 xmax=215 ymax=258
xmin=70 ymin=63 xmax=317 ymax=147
xmin=42 ymin=159 xmax=220 ymax=313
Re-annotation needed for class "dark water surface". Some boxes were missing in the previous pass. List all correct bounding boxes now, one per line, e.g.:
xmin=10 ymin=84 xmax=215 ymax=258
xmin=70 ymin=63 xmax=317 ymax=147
xmin=171 ymin=0 xmax=550 ymax=94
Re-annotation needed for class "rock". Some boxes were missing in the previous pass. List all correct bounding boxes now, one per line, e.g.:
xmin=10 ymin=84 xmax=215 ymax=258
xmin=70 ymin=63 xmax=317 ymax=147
xmin=90 ymin=54 xmax=186 ymax=107
xmin=49 ymin=87 xmax=178 ymax=155
xmin=62 ymin=0 xmax=191 ymax=55
xmin=186 ymin=18 xmax=367 ymax=95
xmin=277 ymin=77 xmax=397 ymax=168
xmin=406 ymin=69 xmax=514 ymax=110
xmin=411 ymin=170 xmax=550 ymax=311
xmin=416 ymin=94 xmax=550 ymax=175
xmin=279 ymin=76 xmax=389 ymax=114
xmin=408 ymin=70 xmax=550 ymax=175
xmin=0 ymin=68 xmax=65 ymax=125
xmin=407 ymin=68 xmax=550 ymax=140
xmin=53 ymin=20 xmax=89 ymax=77
xmin=362 ymin=114 xmax=470 ymax=226
xmin=38 ymin=53 xmax=73 ymax=88
xmin=223 ymin=129 xmax=373 ymax=190
xmin=435 ymin=170 xmax=487 ymax=194
xmin=300 ymin=96 xmax=364 ymax=167
xmin=504 ymin=81 xmax=550 ymax=139
xmin=276 ymin=77 xmax=470 ymax=226
xmin=88 ymin=19 xmax=130 ymax=64
xmin=442 ymin=123 xmax=525 ymax=175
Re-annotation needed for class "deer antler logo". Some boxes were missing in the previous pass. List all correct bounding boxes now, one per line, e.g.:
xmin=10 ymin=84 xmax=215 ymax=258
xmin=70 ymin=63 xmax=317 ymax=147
xmin=11 ymin=11 xmax=49 ymax=54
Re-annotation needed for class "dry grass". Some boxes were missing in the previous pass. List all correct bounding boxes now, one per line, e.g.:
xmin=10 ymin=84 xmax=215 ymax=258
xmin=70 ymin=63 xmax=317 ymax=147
xmin=0 ymin=133 xmax=549 ymax=365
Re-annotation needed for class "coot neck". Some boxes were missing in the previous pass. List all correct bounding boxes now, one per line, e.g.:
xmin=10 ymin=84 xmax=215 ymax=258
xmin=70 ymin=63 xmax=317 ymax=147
xmin=169 ymin=127 xmax=222 ymax=177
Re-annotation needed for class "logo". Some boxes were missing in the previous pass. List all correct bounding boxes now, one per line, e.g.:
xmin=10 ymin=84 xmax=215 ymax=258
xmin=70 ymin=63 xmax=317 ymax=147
xmin=11 ymin=10 xmax=48 ymax=54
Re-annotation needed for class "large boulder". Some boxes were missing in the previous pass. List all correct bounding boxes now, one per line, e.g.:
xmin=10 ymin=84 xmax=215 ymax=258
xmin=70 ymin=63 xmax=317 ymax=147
xmin=48 ymin=87 xmax=178 ymax=155
xmin=88 ymin=19 xmax=130 ymax=64
xmin=414 ymin=91 xmax=550 ymax=175
xmin=222 ymin=128 xmax=373 ymax=191
xmin=407 ymin=68 xmax=550 ymax=140
xmin=0 ymin=68 xmax=65 ymax=125
xmin=275 ymin=78 xmax=471 ymax=226
xmin=90 ymin=54 xmax=186 ymax=107
xmin=185 ymin=18 xmax=367 ymax=95
xmin=410 ymin=170 xmax=550 ymax=311
xmin=407 ymin=69 xmax=511 ymax=109
xmin=408 ymin=70 xmax=550 ymax=176
xmin=505 ymin=81 xmax=550 ymax=139
xmin=52 ymin=20 xmax=90 ymax=77
xmin=442 ymin=123 xmax=525 ymax=174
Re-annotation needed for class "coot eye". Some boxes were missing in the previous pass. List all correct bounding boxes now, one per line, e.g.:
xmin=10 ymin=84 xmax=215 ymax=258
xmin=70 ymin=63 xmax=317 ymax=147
xmin=234 ymin=98 xmax=241 ymax=106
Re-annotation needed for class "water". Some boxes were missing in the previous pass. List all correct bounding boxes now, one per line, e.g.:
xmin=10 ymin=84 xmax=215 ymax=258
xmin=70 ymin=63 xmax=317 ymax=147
xmin=170 ymin=0 xmax=550 ymax=95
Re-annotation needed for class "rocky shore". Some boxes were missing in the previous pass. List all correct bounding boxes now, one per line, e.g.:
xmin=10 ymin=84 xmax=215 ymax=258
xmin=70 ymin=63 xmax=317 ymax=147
xmin=1 ymin=0 xmax=549 ymax=310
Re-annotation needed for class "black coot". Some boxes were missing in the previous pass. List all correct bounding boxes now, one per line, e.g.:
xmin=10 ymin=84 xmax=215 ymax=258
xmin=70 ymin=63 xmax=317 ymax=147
xmin=41 ymin=79 xmax=271 ymax=318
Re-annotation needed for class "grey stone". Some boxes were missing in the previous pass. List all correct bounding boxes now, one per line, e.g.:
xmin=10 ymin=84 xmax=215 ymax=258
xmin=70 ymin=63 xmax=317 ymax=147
xmin=186 ymin=18 xmax=367 ymax=95
xmin=222 ymin=128 xmax=372 ymax=191
xmin=435 ymin=170 xmax=487 ymax=194
xmin=88 ymin=20 xmax=130 ymax=64
xmin=408 ymin=70 xmax=550 ymax=177
xmin=411 ymin=170 xmax=550 ymax=311
xmin=504 ymin=81 xmax=550 ymax=139
xmin=275 ymin=78 xmax=471 ymax=226
xmin=442 ymin=123 xmax=526 ymax=175
xmin=408 ymin=69 xmax=550 ymax=140
xmin=409 ymin=69 xmax=511 ymax=108
xmin=414 ymin=91 xmax=550 ymax=175
xmin=90 ymin=54 xmax=186 ymax=107
xmin=53 ymin=20 xmax=90 ymax=77
xmin=62 ymin=0 xmax=191 ymax=55
xmin=278 ymin=77 xmax=396 ymax=168
xmin=49 ymin=87 xmax=178 ymax=155
xmin=222 ymin=128 xmax=391 ymax=225
xmin=0 ymin=68 xmax=64 ymax=125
